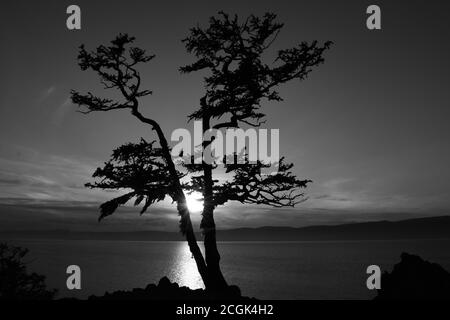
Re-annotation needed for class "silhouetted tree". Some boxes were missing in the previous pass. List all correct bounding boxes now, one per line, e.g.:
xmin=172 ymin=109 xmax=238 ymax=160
xmin=179 ymin=12 xmax=331 ymax=288
xmin=71 ymin=12 xmax=331 ymax=291
xmin=71 ymin=34 xmax=208 ymax=284
xmin=0 ymin=243 xmax=56 ymax=299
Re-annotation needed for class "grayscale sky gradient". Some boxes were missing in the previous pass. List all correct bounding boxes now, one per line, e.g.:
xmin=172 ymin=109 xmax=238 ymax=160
xmin=0 ymin=0 xmax=449 ymax=232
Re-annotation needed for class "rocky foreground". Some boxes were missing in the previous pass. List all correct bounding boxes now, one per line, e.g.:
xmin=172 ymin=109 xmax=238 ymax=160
xmin=376 ymin=252 xmax=450 ymax=300
xmin=87 ymin=277 xmax=252 ymax=300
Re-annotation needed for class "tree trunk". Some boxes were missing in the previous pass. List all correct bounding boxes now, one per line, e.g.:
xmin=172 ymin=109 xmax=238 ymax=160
xmin=158 ymin=128 xmax=209 ymax=287
xmin=202 ymin=207 xmax=228 ymax=290
xmin=131 ymin=107 xmax=209 ymax=287
xmin=201 ymin=110 xmax=228 ymax=291
xmin=177 ymin=203 xmax=209 ymax=284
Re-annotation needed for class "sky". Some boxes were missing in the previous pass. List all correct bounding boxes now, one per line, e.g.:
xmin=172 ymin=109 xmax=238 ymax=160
xmin=0 ymin=0 xmax=449 ymax=232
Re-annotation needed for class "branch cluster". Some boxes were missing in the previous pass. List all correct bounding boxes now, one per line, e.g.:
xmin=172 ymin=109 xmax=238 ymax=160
xmin=181 ymin=11 xmax=332 ymax=128
xmin=183 ymin=156 xmax=312 ymax=208
xmin=86 ymin=139 xmax=183 ymax=221
xmin=71 ymin=34 xmax=154 ymax=114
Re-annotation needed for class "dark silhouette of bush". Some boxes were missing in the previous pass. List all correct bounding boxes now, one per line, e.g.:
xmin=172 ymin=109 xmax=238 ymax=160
xmin=376 ymin=252 xmax=450 ymax=300
xmin=0 ymin=243 xmax=56 ymax=300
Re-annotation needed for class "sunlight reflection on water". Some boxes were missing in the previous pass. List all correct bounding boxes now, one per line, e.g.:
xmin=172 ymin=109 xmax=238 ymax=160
xmin=8 ymin=239 xmax=450 ymax=299
xmin=168 ymin=242 xmax=204 ymax=289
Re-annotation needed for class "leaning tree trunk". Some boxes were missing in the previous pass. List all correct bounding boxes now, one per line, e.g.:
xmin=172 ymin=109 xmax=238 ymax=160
xmin=131 ymin=107 xmax=209 ymax=287
xmin=177 ymin=201 xmax=209 ymax=284
xmin=135 ymin=98 xmax=228 ymax=291
xmin=157 ymin=125 xmax=210 ymax=286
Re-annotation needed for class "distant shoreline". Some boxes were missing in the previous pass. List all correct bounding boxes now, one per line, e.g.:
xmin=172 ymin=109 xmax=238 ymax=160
xmin=2 ymin=215 xmax=449 ymax=242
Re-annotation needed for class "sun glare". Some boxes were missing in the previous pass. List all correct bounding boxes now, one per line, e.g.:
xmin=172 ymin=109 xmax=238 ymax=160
xmin=186 ymin=192 xmax=204 ymax=213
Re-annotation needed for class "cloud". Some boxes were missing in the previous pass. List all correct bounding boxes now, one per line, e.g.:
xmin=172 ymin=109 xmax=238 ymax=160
xmin=0 ymin=143 xmax=103 ymax=202
xmin=37 ymin=85 xmax=56 ymax=104
xmin=52 ymin=97 xmax=74 ymax=126
xmin=45 ymin=86 xmax=55 ymax=96
xmin=0 ymin=197 xmax=180 ymax=232
xmin=0 ymin=143 xmax=192 ymax=232
xmin=313 ymin=194 xmax=351 ymax=201
xmin=0 ymin=172 xmax=22 ymax=185
xmin=0 ymin=142 xmax=448 ymax=233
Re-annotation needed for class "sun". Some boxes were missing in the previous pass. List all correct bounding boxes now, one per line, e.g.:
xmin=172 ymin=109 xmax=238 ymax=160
xmin=186 ymin=192 xmax=204 ymax=213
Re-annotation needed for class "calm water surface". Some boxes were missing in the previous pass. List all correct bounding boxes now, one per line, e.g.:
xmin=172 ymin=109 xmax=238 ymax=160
xmin=7 ymin=239 xmax=450 ymax=299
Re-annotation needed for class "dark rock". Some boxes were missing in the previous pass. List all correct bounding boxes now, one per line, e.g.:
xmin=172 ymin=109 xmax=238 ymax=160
xmin=145 ymin=283 xmax=156 ymax=291
xmin=227 ymin=285 xmax=241 ymax=297
xmin=158 ymin=276 xmax=171 ymax=288
xmin=375 ymin=252 xmax=450 ymax=300
xmin=88 ymin=277 xmax=253 ymax=300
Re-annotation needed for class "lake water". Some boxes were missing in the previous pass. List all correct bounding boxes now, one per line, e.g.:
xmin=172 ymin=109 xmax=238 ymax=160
xmin=5 ymin=239 xmax=450 ymax=299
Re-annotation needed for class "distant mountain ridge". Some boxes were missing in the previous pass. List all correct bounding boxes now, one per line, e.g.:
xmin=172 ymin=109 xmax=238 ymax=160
xmin=1 ymin=216 xmax=449 ymax=241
